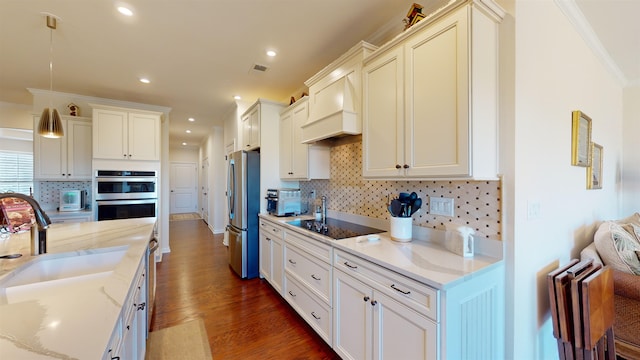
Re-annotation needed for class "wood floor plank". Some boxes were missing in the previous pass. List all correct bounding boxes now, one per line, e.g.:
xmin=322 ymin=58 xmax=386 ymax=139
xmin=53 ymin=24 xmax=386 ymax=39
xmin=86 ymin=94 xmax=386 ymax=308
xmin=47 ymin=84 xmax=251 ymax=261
xmin=150 ymin=219 xmax=339 ymax=359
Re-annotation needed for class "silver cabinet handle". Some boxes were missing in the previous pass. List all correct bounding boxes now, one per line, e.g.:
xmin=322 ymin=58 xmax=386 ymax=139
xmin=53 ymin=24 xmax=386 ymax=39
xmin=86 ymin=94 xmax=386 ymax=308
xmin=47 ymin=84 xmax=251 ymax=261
xmin=311 ymin=312 xmax=321 ymax=320
xmin=311 ymin=274 xmax=321 ymax=281
xmin=344 ymin=261 xmax=357 ymax=269
xmin=288 ymin=259 xmax=296 ymax=265
xmin=390 ymin=284 xmax=411 ymax=295
xmin=288 ymin=290 xmax=296 ymax=297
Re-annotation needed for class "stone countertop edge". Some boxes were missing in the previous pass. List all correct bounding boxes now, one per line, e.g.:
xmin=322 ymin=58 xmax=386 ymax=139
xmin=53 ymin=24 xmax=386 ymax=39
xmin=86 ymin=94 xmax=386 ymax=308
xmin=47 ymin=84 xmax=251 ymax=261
xmin=0 ymin=217 xmax=156 ymax=359
xmin=259 ymin=212 xmax=504 ymax=290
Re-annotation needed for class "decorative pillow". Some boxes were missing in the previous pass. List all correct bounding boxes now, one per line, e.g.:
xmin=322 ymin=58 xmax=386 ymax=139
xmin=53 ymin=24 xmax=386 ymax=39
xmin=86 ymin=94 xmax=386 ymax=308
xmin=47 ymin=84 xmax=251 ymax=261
xmin=617 ymin=212 xmax=640 ymax=227
xmin=594 ymin=221 xmax=640 ymax=275
xmin=621 ymin=223 xmax=640 ymax=242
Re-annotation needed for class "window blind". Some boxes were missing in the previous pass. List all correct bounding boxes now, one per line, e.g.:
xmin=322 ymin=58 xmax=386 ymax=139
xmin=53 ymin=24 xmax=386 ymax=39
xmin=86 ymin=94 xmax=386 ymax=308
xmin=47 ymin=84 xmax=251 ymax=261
xmin=0 ymin=151 xmax=33 ymax=195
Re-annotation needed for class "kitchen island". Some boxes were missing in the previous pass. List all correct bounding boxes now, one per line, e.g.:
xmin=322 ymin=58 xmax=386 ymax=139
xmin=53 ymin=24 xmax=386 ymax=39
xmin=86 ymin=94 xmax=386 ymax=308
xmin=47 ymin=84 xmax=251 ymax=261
xmin=0 ymin=217 xmax=156 ymax=359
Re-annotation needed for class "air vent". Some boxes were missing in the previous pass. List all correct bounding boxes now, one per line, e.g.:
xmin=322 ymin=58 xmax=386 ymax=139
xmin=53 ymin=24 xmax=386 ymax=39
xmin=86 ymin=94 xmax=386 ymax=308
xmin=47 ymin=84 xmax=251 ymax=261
xmin=252 ymin=63 xmax=269 ymax=72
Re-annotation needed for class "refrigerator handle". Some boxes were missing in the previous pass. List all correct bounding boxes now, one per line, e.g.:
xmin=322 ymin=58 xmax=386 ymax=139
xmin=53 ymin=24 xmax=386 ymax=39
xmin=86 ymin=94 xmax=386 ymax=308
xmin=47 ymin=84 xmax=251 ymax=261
xmin=228 ymin=159 xmax=235 ymax=220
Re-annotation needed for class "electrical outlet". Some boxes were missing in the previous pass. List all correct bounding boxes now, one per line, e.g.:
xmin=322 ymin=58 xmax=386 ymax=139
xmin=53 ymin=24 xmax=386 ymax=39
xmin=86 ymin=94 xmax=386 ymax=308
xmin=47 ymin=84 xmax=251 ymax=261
xmin=430 ymin=197 xmax=455 ymax=217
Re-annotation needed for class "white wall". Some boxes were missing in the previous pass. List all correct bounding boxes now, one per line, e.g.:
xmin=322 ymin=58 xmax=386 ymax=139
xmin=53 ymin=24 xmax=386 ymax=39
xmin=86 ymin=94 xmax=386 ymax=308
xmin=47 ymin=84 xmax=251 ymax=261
xmin=622 ymin=87 xmax=640 ymax=215
xmin=505 ymin=1 xmax=625 ymax=358
xmin=200 ymin=125 xmax=226 ymax=234
xmin=169 ymin=146 xmax=199 ymax=163
xmin=0 ymin=101 xmax=33 ymax=129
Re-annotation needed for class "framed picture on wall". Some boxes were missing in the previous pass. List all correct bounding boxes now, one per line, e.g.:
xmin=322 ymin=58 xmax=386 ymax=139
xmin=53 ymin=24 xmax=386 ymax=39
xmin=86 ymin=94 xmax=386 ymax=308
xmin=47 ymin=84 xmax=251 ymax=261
xmin=587 ymin=142 xmax=603 ymax=189
xmin=571 ymin=110 xmax=592 ymax=167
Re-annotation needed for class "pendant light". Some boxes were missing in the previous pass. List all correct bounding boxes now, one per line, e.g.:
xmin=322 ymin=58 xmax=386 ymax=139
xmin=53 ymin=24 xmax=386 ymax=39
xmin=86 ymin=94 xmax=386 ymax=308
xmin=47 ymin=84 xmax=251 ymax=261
xmin=38 ymin=14 xmax=64 ymax=138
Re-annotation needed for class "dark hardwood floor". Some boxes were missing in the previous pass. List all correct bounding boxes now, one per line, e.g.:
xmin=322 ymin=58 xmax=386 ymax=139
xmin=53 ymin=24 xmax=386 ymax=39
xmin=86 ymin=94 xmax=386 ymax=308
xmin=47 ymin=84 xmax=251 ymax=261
xmin=150 ymin=219 xmax=340 ymax=360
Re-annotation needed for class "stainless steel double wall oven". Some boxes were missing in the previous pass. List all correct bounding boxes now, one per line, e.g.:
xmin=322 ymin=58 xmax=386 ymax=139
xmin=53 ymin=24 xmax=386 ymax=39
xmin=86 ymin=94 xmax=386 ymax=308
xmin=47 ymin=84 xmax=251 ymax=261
xmin=95 ymin=170 xmax=157 ymax=221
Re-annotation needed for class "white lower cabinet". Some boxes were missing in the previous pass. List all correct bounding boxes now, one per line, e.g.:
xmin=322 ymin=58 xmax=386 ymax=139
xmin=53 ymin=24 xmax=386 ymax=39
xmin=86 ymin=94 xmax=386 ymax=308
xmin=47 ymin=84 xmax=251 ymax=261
xmin=284 ymin=273 xmax=332 ymax=344
xmin=333 ymin=250 xmax=437 ymax=360
xmin=103 ymin=256 xmax=147 ymax=360
xmin=283 ymin=229 xmax=333 ymax=346
xmin=259 ymin=219 xmax=285 ymax=294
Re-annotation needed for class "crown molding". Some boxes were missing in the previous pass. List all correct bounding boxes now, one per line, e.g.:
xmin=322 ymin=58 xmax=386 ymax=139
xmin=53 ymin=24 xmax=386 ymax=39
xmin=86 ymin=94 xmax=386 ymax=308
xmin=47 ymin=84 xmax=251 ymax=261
xmin=554 ymin=0 xmax=629 ymax=87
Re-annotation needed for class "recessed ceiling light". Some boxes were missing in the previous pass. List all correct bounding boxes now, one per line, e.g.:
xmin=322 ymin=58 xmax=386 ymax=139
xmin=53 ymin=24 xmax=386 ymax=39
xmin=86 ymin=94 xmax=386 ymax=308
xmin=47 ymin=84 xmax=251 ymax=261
xmin=188 ymin=117 xmax=195 ymax=122
xmin=182 ymin=142 xmax=187 ymax=146
xmin=185 ymin=130 xmax=191 ymax=133
xmin=266 ymin=50 xmax=277 ymax=57
xmin=139 ymin=78 xmax=150 ymax=84
xmin=234 ymin=95 xmax=241 ymax=100
xmin=117 ymin=6 xmax=133 ymax=16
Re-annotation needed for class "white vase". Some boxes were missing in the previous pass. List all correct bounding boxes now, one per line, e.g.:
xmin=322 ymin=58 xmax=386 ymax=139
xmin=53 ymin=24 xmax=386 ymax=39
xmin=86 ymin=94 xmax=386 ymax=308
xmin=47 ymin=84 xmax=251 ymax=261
xmin=390 ymin=217 xmax=412 ymax=242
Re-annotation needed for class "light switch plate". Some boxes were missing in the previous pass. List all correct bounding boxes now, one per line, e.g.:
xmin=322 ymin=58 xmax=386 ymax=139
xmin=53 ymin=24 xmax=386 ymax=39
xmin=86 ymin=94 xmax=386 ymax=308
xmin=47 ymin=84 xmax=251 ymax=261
xmin=430 ymin=197 xmax=454 ymax=217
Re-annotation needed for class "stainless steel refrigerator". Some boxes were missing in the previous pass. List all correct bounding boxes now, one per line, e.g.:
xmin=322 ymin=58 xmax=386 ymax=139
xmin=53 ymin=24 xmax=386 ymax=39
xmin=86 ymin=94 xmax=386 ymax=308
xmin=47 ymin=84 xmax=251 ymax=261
xmin=226 ymin=150 xmax=260 ymax=279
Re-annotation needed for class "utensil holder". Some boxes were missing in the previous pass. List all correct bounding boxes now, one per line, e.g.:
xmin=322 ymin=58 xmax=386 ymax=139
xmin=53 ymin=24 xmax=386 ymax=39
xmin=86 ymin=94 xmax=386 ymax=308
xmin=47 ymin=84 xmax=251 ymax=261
xmin=390 ymin=217 xmax=412 ymax=242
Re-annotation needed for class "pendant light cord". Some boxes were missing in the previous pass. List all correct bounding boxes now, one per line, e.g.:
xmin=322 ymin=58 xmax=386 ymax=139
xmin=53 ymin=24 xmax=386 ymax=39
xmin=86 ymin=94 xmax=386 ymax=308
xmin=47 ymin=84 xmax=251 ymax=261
xmin=48 ymin=24 xmax=53 ymax=110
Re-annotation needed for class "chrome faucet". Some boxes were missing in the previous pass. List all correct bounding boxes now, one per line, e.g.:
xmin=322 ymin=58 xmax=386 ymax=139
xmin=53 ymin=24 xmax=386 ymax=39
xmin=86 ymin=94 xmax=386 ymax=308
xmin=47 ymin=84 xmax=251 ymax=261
xmin=0 ymin=192 xmax=51 ymax=255
xmin=321 ymin=195 xmax=327 ymax=224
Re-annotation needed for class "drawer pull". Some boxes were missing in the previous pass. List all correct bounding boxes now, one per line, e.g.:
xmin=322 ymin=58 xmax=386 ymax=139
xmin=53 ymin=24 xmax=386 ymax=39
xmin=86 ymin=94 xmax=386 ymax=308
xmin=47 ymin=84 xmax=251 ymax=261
xmin=266 ymin=237 xmax=271 ymax=241
xmin=311 ymin=312 xmax=321 ymax=320
xmin=363 ymin=296 xmax=370 ymax=302
xmin=288 ymin=290 xmax=296 ymax=297
xmin=371 ymin=300 xmax=378 ymax=306
xmin=391 ymin=284 xmax=411 ymax=295
xmin=288 ymin=259 xmax=296 ymax=265
xmin=343 ymin=261 xmax=358 ymax=269
xmin=311 ymin=274 xmax=321 ymax=281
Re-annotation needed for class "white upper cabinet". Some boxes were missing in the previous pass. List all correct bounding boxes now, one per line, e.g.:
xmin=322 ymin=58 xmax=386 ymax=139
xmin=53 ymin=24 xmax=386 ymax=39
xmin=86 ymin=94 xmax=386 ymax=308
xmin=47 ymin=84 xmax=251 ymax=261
xmin=34 ymin=115 xmax=92 ymax=180
xmin=363 ymin=1 xmax=504 ymax=180
xmin=242 ymin=105 xmax=261 ymax=151
xmin=280 ymin=97 xmax=330 ymax=180
xmin=91 ymin=105 xmax=161 ymax=161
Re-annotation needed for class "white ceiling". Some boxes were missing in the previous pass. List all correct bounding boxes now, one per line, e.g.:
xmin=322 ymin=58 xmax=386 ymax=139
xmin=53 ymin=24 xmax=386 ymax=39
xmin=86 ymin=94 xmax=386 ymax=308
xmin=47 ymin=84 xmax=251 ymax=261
xmin=0 ymin=0 xmax=637 ymax=149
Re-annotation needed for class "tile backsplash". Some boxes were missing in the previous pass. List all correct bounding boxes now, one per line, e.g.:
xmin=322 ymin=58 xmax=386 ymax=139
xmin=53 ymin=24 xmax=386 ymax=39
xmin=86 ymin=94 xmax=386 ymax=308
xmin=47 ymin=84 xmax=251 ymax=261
xmin=35 ymin=181 xmax=91 ymax=211
xmin=300 ymin=137 xmax=502 ymax=240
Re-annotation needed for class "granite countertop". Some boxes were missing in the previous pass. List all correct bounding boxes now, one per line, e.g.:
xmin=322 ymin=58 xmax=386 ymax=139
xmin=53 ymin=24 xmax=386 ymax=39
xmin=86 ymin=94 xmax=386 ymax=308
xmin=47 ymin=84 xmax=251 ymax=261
xmin=0 ymin=218 xmax=156 ymax=359
xmin=259 ymin=213 xmax=503 ymax=290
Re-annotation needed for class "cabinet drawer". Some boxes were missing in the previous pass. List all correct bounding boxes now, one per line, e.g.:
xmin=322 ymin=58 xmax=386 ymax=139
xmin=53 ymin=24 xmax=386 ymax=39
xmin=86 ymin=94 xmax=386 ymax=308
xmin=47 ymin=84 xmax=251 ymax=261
xmin=335 ymin=250 xmax=439 ymax=321
xmin=285 ymin=230 xmax=332 ymax=263
xmin=259 ymin=219 xmax=284 ymax=240
xmin=285 ymin=274 xmax=332 ymax=345
xmin=285 ymin=243 xmax=331 ymax=305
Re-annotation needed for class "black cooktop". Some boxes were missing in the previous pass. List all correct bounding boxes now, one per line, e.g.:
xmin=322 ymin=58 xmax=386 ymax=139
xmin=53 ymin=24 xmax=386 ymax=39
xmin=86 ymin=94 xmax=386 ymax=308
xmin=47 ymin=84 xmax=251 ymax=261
xmin=287 ymin=218 xmax=384 ymax=240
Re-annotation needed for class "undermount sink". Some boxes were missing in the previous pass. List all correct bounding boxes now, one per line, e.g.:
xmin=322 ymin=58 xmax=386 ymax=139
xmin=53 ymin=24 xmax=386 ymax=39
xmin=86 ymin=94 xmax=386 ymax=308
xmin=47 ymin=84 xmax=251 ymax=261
xmin=0 ymin=246 xmax=129 ymax=289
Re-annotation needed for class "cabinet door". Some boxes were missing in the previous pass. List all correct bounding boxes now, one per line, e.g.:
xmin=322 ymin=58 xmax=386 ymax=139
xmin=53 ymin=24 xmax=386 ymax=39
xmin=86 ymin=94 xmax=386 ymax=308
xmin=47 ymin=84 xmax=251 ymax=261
xmin=259 ymin=231 xmax=272 ymax=282
xmin=34 ymin=117 xmax=66 ymax=180
xmin=128 ymin=112 xmax=160 ymax=161
xmin=362 ymin=46 xmax=404 ymax=178
xmin=373 ymin=291 xmax=437 ymax=360
xmin=404 ymin=8 xmax=470 ymax=177
xmin=249 ymin=106 xmax=260 ymax=149
xmin=93 ymin=109 xmax=128 ymax=160
xmin=242 ymin=106 xmax=260 ymax=150
xmin=271 ymin=236 xmax=284 ymax=294
xmin=290 ymin=101 xmax=310 ymax=178
xmin=66 ymin=120 xmax=92 ymax=179
xmin=279 ymin=109 xmax=293 ymax=178
xmin=333 ymin=270 xmax=373 ymax=360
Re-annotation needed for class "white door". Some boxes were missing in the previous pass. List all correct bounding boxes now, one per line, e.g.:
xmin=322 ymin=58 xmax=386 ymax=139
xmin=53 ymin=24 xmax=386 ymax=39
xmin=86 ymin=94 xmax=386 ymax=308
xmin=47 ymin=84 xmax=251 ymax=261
xmin=201 ymin=158 xmax=209 ymax=223
xmin=170 ymin=162 xmax=198 ymax=214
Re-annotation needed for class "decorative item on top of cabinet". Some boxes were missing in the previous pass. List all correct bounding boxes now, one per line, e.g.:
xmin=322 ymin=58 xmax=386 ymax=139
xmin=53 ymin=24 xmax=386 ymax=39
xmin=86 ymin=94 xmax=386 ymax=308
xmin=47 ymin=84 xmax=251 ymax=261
xmin=33 ymin=115 xmax=92 ymax=180
xmin=280 ymin=97 xmax=330 ymax=180
xmin=90 ymin=104 xmax=161 ymax=161
xmin=362 ymin=0 xmax=505 ymax=180
xmin=302 ymin=41 xmax=378 ymax=144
